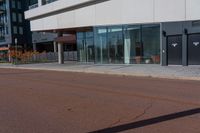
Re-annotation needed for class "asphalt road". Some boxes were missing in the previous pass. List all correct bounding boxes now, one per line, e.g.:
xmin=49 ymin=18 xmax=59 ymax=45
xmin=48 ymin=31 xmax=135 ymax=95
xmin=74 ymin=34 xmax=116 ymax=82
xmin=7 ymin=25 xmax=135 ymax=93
xmin=0 ymin=68 xmax=200 ymax=133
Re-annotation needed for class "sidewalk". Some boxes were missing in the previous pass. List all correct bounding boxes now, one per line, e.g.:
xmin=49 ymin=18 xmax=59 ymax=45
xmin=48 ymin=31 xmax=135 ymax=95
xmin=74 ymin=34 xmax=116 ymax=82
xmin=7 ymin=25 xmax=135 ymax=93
xmin=0 ymin=62 xmax=200 ymax=81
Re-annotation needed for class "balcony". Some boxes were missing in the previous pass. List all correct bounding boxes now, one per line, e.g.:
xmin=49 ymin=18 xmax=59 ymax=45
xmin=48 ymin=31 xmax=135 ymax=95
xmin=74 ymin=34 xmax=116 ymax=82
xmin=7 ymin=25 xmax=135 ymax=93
xmin=29 ymin=3 xmax=39 ymax=10
xmin=0 ymin=7 xmax=5 ymax=14
xmin=0 ymin=35 xmax=5 ymax=42
xmin=25 ymin=0 xmax=97 ymax=20
xmin=42 ymin=0 xmax=57 ymax=5
xmin=0 ymin=21 xmax=4 ymax=27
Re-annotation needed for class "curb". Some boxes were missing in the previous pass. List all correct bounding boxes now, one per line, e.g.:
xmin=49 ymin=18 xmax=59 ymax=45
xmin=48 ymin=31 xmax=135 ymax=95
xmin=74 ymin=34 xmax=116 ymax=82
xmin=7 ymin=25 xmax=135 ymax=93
xmin=0 ymin=66 xmax=200 ymax=81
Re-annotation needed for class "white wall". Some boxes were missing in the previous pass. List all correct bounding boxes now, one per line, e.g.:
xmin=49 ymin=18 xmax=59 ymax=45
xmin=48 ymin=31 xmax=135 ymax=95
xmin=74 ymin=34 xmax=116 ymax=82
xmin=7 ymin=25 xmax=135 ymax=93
xmin=154 ymin=0 xmax=186 ymax=22
xmin=186 ymin=0 xmax=200 ymax=20
xmin=25 ymin=0 xmax=200 ymax=31
xmin=26 ymin=0 xmax=93 ymax=19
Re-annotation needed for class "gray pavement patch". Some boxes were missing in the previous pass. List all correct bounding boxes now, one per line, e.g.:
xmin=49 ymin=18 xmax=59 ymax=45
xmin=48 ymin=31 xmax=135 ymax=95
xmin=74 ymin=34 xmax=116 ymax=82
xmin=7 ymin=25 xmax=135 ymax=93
xmin=0 ymin=63 xmax=200 ymax=81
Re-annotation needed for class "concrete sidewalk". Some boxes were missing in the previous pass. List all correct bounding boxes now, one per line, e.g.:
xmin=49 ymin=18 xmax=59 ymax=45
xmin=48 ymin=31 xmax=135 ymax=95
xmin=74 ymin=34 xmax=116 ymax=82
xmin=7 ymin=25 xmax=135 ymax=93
xmin=0 ymin=62 xmax=200 ymax=81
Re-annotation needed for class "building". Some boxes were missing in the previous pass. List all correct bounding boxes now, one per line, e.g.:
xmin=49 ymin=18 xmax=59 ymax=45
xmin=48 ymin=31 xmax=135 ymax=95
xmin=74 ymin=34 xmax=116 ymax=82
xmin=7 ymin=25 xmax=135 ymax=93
xmin=0 ymin=0 xmax=32 ymax=61
xmin=25 ymin=0 xmax=200 ymax=65
xmin=32 ymin=31 xmax=57 ymax=52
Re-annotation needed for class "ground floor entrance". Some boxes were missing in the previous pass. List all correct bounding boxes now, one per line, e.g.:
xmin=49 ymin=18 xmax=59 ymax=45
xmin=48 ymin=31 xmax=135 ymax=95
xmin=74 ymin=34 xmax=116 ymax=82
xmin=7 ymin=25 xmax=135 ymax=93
xmin=167 ymin=35 xmax=182 ymax=65
xmin=77 ymin=32 xmax=95 ymax=62
xmin=162 ymin=21 xmax=200 ymax=66
xmin=188 ymin=34 xmax=200 ymax=65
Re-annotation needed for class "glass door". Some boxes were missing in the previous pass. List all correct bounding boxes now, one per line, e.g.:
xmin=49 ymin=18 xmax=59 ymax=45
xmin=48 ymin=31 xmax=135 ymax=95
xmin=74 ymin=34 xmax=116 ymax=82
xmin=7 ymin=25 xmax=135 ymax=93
xmin=85 ymin=32 xmax=94 ymax=62
xmin=107 ymin=26 xmax=124 ymax=64
xmin=124 ymin=25 xmax=141 ymax=64
xmin=94 ymin=27 xmax=108 ymax=64
xmin=77 ymin=31 xmax=94 ymax=63
xmin=77 ymin=32 xmax=87 ymax=62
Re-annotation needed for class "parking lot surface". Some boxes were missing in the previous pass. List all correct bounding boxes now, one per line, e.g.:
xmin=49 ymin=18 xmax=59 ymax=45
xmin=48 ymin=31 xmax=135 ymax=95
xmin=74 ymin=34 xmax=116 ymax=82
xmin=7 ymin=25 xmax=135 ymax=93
xmin=0 ymin=68 xmax=200 ymax=133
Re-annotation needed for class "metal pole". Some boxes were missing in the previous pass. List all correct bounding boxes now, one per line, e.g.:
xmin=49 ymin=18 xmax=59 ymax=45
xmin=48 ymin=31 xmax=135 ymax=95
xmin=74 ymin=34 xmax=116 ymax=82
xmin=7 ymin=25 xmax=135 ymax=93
xmin=14 ymin=38 xmax=18 ymax=65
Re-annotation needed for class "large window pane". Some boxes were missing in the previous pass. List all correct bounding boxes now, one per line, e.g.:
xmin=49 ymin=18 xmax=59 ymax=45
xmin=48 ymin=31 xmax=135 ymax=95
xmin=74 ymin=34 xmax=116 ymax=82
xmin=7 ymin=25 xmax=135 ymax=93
xmin=124 ymin=25 xmax=141 ymax=64
xmin=107 ymin=26 xmax=123 ymax=64
xmin=94 ymin=27 xmax=108 ymax=64
xmin=86 ymin=32 xmax=94 ymax=62
xmin=77 ymin=32 xmax=86 ymax=62
xmin=142 ymin=25 xmax=160 ymax=64
xmin=124 ymin=24 xmax=160 ymax=64
xmin=77 ymin=31 xmax=94 ymax=62
xmin=94 ymin=24 xmax=160 ymax=64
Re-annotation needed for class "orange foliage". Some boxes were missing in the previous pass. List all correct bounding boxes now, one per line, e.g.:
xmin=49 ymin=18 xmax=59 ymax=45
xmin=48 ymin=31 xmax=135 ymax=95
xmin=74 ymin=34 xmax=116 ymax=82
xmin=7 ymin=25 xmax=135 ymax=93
xmin=9 ymin=50 xmax=40 ymax=63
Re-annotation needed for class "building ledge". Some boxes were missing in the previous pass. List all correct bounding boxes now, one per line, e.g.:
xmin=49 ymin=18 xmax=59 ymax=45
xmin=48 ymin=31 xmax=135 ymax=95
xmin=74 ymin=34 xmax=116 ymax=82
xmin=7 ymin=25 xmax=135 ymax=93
xmin=25 ymin=0 xmax=108 ymax=20
xmin=55 ymin=35 xmax=76 ymax=44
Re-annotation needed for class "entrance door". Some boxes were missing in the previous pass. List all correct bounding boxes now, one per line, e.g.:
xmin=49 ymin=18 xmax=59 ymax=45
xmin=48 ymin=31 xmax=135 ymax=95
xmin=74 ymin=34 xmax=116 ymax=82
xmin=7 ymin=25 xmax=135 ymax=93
xmin=188 ymin=34 xmax=200 ymax=65
xmin=77 ymin=37 xmax=87 ymax=62
xmin=85 ymin=32 xmax=95 ymax=62
xmin=167 ymin=35 xmax=182 ymax=65
xmin=77 ymin=31 xmax=94 ymax=63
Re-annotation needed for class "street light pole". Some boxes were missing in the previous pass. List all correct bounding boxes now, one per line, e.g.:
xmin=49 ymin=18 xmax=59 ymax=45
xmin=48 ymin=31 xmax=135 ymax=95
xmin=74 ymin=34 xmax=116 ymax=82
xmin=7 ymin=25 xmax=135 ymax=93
xmin=14 ymin=38 xmax=18 ymax=65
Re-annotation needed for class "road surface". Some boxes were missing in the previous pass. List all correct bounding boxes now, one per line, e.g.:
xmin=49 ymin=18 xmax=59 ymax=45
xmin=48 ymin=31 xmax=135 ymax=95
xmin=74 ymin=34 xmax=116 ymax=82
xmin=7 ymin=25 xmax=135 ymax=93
xmin=0 ymin=68 xmax=200 ymax=133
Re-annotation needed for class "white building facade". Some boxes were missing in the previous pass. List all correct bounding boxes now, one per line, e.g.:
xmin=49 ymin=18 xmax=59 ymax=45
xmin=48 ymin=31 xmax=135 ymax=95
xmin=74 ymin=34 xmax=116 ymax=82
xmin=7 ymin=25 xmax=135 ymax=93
xmin=25 ymin=0 xmax=200 ymax=65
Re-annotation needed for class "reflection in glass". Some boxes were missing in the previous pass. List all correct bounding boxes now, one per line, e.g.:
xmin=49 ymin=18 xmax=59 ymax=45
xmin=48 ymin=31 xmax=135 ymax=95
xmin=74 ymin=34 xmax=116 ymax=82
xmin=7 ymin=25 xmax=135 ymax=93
xmin=86 ymin=32 xmax=94 ymax=62
xmin=107 ymin=26 xmax=124 ymax=64
xmin=124 ymin=25 xmax=141 ymax=64
xmin=85 ymin=24 xmax=160 ymax=64
xmin=77 ymin=32 xmax=86 ymax=62
xmin=94 ymin=27 xmax=108 ymax=63
xmin=142 ymin=25 xmax=160 ymax=64
xmin=124 ymin=24 xmax=160 ymax=64
xmin=77 ymin=31 xmax=94 ymax=62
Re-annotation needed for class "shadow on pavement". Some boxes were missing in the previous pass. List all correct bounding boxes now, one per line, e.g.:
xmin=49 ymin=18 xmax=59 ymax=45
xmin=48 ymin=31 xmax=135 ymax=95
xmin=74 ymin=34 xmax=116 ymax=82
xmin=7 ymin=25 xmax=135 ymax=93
xmin=89 ymin=108 xmax=200 ymax=133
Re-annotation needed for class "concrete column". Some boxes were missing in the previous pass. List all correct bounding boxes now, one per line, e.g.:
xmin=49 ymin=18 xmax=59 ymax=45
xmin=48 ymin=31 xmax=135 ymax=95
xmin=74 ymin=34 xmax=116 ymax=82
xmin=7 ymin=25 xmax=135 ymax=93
xmin=161 ymin=24 xmax=167 ymax=66
xmin=32 ymin=43 xmax=37 ymax=61
xmin=161 ymin=36 xmax=167 ymax=66
xmin=57 ymin=32 xmax=63 ymax=64
xmin=33 ymin=43 xmax=37 ymax=51
xmin=182 ymin=30 xmax=188 ymax=66
xmin=53 ymin=41 xmax=57 ymax=53
xmin=38 ymin=0 xmax=42 ymax=6
xmin=58 ymin=43 xmax=64 ymax=64
xmin=8 ymin=44 xmax=11 ymax=62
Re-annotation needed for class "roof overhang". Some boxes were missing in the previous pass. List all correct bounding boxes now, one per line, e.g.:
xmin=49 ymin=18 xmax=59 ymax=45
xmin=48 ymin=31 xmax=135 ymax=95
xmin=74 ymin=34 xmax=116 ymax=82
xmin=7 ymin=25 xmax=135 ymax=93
xmin=55 ymin=35 xmax=76 ymax=44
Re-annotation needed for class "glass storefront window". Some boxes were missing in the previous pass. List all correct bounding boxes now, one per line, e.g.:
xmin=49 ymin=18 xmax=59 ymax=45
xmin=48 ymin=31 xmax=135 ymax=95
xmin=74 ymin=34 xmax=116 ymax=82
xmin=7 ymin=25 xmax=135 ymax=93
xmin=77 ymin=32 xmax=85 ymax=62
xmin=94 ymin=26 xmax=124 ymax=64
xmin=124 ymin=25 xmax=141 ymax=64
xmin=77 ymin=31 xmax=94 ymax=62
xmin=94 ymin=27 xmax=108 ymax=64
xmin=124 ymin=24 xmax=160 ymax=64
xmin=142 ymin=25 xmax=160 ymax=64
xmin=83 ymin=24 xmax=161 ymax=64
xmin=107 ymin=26 xmax=124 ymax=64
xmin=86 ymin=32 xmax=95 ymax=62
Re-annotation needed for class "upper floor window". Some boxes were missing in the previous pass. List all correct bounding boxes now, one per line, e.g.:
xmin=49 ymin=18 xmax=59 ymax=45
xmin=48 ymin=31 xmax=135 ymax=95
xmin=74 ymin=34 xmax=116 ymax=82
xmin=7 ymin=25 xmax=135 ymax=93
xmin=12 ymin=0 xmax=16 ymax=8
xmin=18 ymin=13 xmax=22 ymax=22
xmin=42 ymin=0 xmax=58 ymax=5
xmin=29 ymin=0 xmax=38 ymax=9
xmin=12 ymin=12 xmax=17 ymax=22
xmin=19 ymin=27 xmax=23 ymax=35
xmin=13 ymin=26 xmax=18 ymax=34
xmin=17 ymin=1 xmax=22 ymax=9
